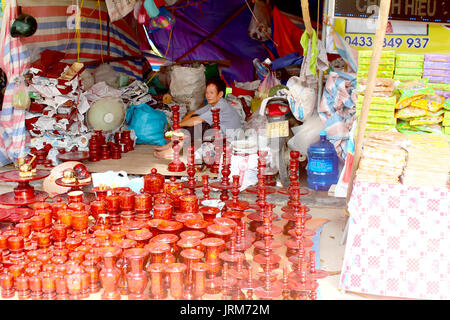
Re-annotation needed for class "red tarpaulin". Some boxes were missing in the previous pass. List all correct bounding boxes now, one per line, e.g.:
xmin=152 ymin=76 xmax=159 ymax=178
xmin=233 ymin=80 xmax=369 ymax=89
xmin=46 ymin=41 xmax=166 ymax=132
xmin=272 ymin=6 xmax=303 ymax=57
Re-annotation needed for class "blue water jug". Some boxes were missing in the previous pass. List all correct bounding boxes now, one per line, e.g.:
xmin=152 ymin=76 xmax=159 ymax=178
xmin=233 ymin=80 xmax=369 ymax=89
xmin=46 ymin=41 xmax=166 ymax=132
xmin=307 ymin=130 xmax=339 ymax=191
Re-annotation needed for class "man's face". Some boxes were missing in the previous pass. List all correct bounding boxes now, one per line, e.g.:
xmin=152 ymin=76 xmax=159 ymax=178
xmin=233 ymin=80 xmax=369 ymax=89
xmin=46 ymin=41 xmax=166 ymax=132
xmin=205 ymin=83 xmax=223 ymax=106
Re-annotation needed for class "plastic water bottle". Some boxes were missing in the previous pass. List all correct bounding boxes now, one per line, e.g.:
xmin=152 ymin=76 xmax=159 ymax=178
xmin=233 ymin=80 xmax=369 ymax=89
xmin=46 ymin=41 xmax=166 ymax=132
xmin=307 ymin=130 xmax=339 ymax=191
xmin=253 ymin=58 xmax=269 ymax=79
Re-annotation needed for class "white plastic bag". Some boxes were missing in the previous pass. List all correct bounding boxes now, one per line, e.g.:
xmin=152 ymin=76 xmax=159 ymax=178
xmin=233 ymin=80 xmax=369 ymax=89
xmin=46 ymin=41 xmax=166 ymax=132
xmin=80 ymin=70 xmax=95 ymax=90
xmin=228 ymin=153 xmax=259 ymax=191
xmin=245 ymin=112 xmax=268 ymax=133
xmin=124 ymin=176 xmax=144 ymax=194
xmin=169 ymin=65 xmax=206 ymax=112
xmin=91 ymin=170 xmax=130 ymax=188
xmin=94 ymin=64 xmax=120 ymax=88
xmin=233 ymin=80 xmax=260 ymax=91
xmin=222 ymin=144 xmax=273 ymax=191
xmin=287 ymin=111 xmax=324 ymax=156
xmin=201 ymin=199 xmax=225 ymax=212
xmin=244 ymin=112 xmax=269 ymax=149
xmin=286 ymin=76 xmax=317 ymax=121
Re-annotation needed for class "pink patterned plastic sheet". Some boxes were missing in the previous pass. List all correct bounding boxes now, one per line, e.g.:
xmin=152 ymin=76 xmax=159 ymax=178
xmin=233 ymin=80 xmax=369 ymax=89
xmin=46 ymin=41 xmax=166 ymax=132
xmin=339 ymin=181 xmax=449 ymax=300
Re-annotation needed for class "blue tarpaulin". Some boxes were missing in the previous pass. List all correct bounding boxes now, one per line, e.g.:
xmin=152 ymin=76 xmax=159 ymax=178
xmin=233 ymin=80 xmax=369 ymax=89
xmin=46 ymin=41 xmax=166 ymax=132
xmin=149 ymin=0 xmax=269 ymax=82
xmin=272 ymin=52 xmax=303 ymax=70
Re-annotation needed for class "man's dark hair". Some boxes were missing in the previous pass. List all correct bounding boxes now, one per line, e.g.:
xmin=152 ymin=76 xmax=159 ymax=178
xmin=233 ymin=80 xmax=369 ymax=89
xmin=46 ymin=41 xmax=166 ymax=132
xmin=206 ymin=77 xmax=226 ymax=96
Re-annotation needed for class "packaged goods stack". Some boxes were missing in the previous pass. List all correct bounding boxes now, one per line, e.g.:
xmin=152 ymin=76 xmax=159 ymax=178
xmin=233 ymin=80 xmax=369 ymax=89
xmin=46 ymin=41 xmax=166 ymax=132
xmin=395 ymin=79 xmax=444 ymax=134
xmin=356 ymin=50 xmax=397 ymax=132
xmin=355 ymin=131 xmax=408 ymax=184
xmin=356 ymin=94 xmax=397 ymax=132
xmin=393 ymin=53 xmax=424 ymax=83
xmin=357 ymin=77 xmax=395 ymax=97
xmin=430 ymin=83 xmax=450 ymax=99
xmin=422 ymin=54 xmax=450 ymax=99
xmin=444 ymin=100 xmax=450 ymax=137
xmin=357 ymin=50 xmax=395 ymax=80
xmin=401 ymin=133 xmax=450 ymax=187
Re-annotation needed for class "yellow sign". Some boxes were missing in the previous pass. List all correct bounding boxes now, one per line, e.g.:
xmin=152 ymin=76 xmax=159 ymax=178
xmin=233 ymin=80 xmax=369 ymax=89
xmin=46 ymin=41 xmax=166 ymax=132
xmin=334 ymin=18 xmax=450 ymax=53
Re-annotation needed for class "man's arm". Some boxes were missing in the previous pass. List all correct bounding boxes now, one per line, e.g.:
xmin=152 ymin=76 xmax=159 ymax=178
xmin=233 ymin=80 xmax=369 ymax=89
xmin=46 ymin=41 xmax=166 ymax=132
xmin=182 ymin=111 xmax=196 ymax=120
xmin=180 ymin=115 xmax=204 ymax=127
xmin=178 ymin=111 xmax=196 ymax=127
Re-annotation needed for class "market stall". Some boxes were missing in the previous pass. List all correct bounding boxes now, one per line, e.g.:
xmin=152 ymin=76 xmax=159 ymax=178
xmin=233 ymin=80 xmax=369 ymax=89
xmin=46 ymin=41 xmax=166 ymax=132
xmin=324 ymin=0 xmax=450 ymax=299
xmin=0 ymin=0 xmax=270 ymax=169
xmin=0 ymin=0 xmax=338 ymax=191
xmin=0 ymin=0 xmax=340 ymax=303
xmin=1 ymin=0 xmax=446 ymax=302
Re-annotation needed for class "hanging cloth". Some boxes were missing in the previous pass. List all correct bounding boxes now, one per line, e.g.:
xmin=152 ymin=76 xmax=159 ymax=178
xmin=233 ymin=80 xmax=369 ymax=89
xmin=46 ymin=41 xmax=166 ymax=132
xmin=299 ymin=29 xmax=329 ymax=89
xmin=300 ymin=28 xmax=318 ymax=76
xmin=105 ymin=0 xmax=137 ymax=22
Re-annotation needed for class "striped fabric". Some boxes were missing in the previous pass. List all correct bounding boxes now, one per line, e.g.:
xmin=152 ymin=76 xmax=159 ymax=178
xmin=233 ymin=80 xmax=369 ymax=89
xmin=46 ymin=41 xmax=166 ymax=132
xmin=0 ymin=0 xmax=143 ymax=166
xmin=0 ymin=0 xmax=31 ymax=166
xmin=19 ymin=0 xmax=143 ymax=78
xmin=0 ymin=0 xmax=3 ymax=24
xmin=142 ymin=49 xmax=172 ymax=72
xmin=318 ymin=71 xmax=358 ymax=162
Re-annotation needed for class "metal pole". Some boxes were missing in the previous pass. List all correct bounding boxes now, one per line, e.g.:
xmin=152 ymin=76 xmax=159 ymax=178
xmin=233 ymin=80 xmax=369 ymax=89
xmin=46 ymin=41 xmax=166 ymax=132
xmin=107 ymin=13 xmax=110 ymax=62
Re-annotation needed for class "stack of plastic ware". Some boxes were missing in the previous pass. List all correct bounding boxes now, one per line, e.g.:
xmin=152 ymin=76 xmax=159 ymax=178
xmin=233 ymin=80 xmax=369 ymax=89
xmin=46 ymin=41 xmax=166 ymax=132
xmin=423 ymin=54 xmax=450 ymax=99
xmin=355 ymin=131 xmax=408 ymax=184
xmin=401 ymin=133 xmax=450 ymax=187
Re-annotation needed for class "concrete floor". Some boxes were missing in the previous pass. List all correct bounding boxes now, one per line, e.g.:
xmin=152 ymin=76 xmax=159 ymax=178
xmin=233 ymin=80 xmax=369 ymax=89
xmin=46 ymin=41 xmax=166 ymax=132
xmin=307 ymin=206 xmax=363 ymax=300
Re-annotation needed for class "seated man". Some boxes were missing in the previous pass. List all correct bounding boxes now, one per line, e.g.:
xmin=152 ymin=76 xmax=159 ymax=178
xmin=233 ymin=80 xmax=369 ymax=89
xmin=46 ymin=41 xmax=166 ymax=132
xmin=154 ymin=77 xmax=242 ymax=159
